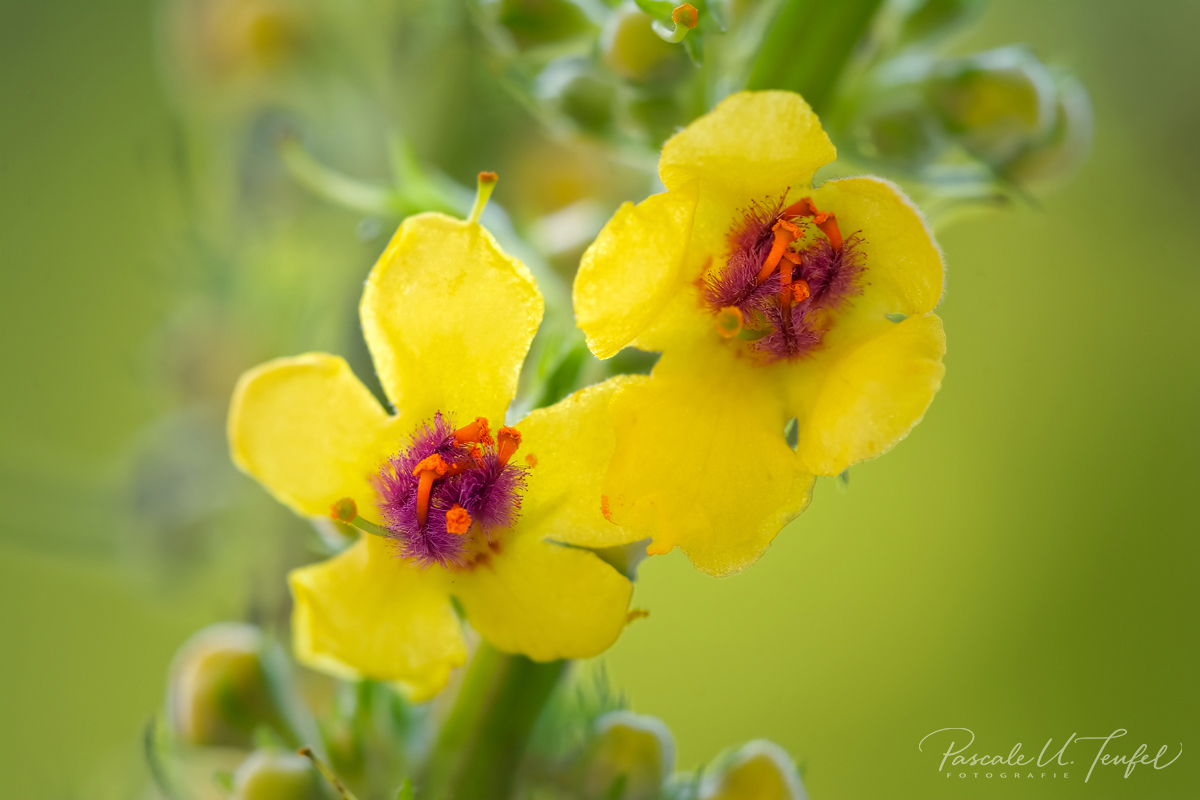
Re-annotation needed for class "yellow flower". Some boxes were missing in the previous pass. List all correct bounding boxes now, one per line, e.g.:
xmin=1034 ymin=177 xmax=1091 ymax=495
xmin=575 ymin=91 xmax=946 ymax=576
xmin=229 ymin=209 xmax=637 ymax=699
xmin=700 ymin=741 xmax=807 ymax=800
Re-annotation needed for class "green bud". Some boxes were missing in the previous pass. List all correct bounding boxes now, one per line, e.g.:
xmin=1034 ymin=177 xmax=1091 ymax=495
xmin=925 ymin=46 xmax=1057 ymax=166
xmin=601 ymin=4 xmax=688 ymax=83
xmin=898 ymin=0 xmax=987 ymax=45
xmin=232 ymin=751 xmax=319 ymax=800
xmin=496 ymin=0 xmax=598 ymax=49
xmin=1002 ymin=72 xmax=1093 ymax=188
xmin=853 ymin=99 xmax=946 ymax=171
xmin=625 ymin=90 xmax=686 ymax=145
xmin=538 ymin=59 xmax=617 ymax=135
xmin=583 ymin=711 xmax=675 ymax=800
xmin=700 ymin=740 xmax=806 ymax=800
xmin=167 ymin=623 xmax=280 ymax=748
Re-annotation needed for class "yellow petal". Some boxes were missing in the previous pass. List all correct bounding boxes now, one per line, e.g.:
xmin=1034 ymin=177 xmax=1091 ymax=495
xmin=289 ymin=536 xmax=465 ymax=699
xmin=517 ymin=376 xmax=644 ymax=549
xmin=659 ymin=91 xmax=836 ymax=197
xmin=604 ymin=344 xmax=815 ymax=577
xmin=810 ymin=176 xmax=944 ymax=318
xmin=701 ymin=741 xmax=806 ymax=800
xmin=574 ymin=182 xmax=699 ymax=359
xmin=447 ymin=528 xmax=633 ymax=661
xmin=228 ymin=354 xmax=405 ymax=517
xmin=361 ymin=212 xmax=544 ymax=423
xmin=791 ymin=312 xmax=946 ymax=476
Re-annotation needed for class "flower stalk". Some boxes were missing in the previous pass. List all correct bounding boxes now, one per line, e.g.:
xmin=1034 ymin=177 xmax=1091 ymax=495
xmin=421 ymin=642 xmax=566 ymax=800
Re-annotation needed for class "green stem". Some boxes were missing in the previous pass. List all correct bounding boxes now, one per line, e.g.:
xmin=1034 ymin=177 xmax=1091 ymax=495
xmin=421 ymin=643 xmax=566 ymax=800
xmin=745 ymin=0 xmax=884 ymax=113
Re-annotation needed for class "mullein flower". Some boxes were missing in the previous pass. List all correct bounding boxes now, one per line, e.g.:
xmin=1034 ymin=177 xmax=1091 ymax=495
xmin=229 ymin=176 xmax=637 ymax=699
xmin=575 ymin=91 xmax=946 ymax=576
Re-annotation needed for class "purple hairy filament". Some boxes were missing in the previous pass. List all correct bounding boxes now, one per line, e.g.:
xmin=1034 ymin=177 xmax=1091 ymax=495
xmin=372 ymin=412 xmax=528 ymax=569
xmin=703 ymin=194 xmax=865 ymax=362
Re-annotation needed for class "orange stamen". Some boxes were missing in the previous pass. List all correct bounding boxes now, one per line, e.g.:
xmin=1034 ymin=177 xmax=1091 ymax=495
xmin=778 ymin=257 xmax=794 ymax=310
xmin=756 ymin=224 xmax=795 ymax=284
xmin=412 ymin=454 xmax=449 ymax=477
xmin=672 ymin=3 xmax=698 ymax=28
xmin=445 ymin=505 xmax=472 ymax=535
xmin=783 ymin=197 xmax=843 ymax=252
xmin=817 ymin=213 xmax=843 ymax=251
xmin=454 ymin=416 xmax=491 ymax=446
xmin=329 ymin=497 xmax=357 ymax=522
xmin=412 ymin=454 xmax=449 ymax=528
xmin=792 ymin=279 xmax=811 ymax=303
xmin=783 ymin=197 xmax=817 ymax=218
xmin=496 ymin=426 xmax=522 ymax=466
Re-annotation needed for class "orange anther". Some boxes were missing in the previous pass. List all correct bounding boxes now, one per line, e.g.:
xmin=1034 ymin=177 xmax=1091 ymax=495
xmin=496 ymin=426 xmax=522 ymax=466
xmin=792 ymin=279 xmax=811 ymax=303
xmin=782 ymin=251 xmax=801 ymax=265
xmin=468 ymin=444 xmax=484 ymax=467
xmin=783 ymin=197 xmax=817 ymax=218
xmin=817 ymin=214 xmax=843 ymax=251
xmin=773 ymin=218 xmax=802 ymax=237
xmin=445 ymin=505 xmax=472 ymax=535
xmin=454 ymin=417 xmax=491 ymax=446
xmin=412 ymin=454 xmax=449 ymax=478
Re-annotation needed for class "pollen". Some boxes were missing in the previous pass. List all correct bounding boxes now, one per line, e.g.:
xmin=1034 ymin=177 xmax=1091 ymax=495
xmin=524 ymin=453 xmax=538 ymax=468
xmin=412 ymin=454 xmax=449 ymax=477
xmin=445 ymin=505 xmax=472 ymax=535
xmin=792 ymin=279 xmax=812 ymax=303
xmin=600 ymin=495 xmax=614 ymax=523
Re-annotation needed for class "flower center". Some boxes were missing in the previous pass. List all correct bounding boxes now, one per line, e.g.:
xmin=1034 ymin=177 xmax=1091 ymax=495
xmin=372 ymin=412 xmax=528 ymax=570
xmin=703 ymin=195 xmax=865 ymax=362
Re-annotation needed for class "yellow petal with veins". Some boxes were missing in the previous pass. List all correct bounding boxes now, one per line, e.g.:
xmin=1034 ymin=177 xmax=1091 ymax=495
xmin=361 ymin=212 xmax=543 ymax=424
xmin=575 ymin=182 xmax=699 ymax=359
xmin=659 ymin=91 xmax=836 ymax=197
xmin=790 ymin=312 xmax=946 ymax=476
xmin=604 ymin=344 xmax=815 ymax=577
xmin=228 ymin=353 xmax=405 ymax=517
xmin=517 ymin=376 xmax=645 ymax=549
xmin=448 ymin=527 xmax=633 ymax=661
xmin=289 ymin=536 xmax=465 ymax=700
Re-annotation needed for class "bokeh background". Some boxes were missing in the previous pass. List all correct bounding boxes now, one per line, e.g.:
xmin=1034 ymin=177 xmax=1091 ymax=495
xmin=1 ymin=0 xmax=1197 ymax=798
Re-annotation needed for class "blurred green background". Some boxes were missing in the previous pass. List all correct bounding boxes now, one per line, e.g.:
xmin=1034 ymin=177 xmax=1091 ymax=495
xmin=1 ymin=0 xmax=1197 ymax=798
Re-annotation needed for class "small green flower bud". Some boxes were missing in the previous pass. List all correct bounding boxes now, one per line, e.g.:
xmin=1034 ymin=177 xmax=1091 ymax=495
xmin=600 ymin=4 xmax=688 ymax=83
xmin=700 ymin=740 xmax=807 ymax=800
xmin=925 ymin=46 xmax=1057 ymax=166
xmin=1002 ymin=72 xmax=1093 ymax=188
xmin=583 ymin=711 xmax=675 ymax=800
xmin=853 ymin=101 xmax=946 ymax=171
xmin=496 ymin=0 xmax=598 ymax=49
xmin=167 ymin=623 xmax=280 ymax=748
xmin=232 ymin=751 xmax=319 ymax=800
xmin=538 ymin=59 xmax=616 ymax=135
xmin=898 ymin=0 xmax=987 ymax=45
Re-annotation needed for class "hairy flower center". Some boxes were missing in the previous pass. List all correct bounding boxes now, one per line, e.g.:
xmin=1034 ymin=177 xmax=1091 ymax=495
xmin=703 ymin=195 xmax=865 ymax=362
xmin=373 ymin=412 xmax=528 ymax=570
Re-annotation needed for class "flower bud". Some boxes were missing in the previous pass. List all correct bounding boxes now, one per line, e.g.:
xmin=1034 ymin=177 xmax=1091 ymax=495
xmin=898 ymin=0 xmax=987 ymax=45
xmin=925 ymin=46 xmax=1057 ymax=166
xmin=1002 ymin=72 xmax=1093 ymax=188
xmin=600 ymin=4 xmax=688 ymax=83
xmin=852 ymin=100 xmax=946 ymax=172
xmin=583 ymin=711 xmax=675 ymax=800
xmin=496 ymin=0 xmax=598 ymax=49
xmin=167 ymin=623 xmax=280 ymax=748
xmin=700 ymin=740 xmax=807 ymax=800
xmin=537 ymin=59 xmax=617 ymax=135
xmin=232 ymin=751 xmax=319 ymax=800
